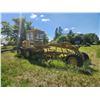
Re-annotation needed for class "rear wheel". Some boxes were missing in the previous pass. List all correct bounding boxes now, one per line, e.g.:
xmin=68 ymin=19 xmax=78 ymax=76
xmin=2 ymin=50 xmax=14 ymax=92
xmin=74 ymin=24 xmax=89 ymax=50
xmin=65 ymin=54 xmax=83 ymax=67
xmin=24 ymin=50 xmax=31 ymax=58
xmin=17 ymin=48 xmax=22 ymax=55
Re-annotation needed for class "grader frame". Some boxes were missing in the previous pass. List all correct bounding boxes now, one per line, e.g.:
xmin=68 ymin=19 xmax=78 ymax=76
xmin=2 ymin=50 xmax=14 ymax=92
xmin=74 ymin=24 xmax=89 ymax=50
xmin=18 ymin=40 xmax=89 ymax=67
xmin=17 ymin=29 xmax=89 ymax=67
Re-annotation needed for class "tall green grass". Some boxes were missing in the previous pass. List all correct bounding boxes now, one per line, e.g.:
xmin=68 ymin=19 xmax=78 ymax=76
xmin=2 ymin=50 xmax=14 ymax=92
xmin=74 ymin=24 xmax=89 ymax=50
xmin=96 ymin=48 xmax=100 ymax=58
xmin=1 ymin=45 xmax=100 ymax=86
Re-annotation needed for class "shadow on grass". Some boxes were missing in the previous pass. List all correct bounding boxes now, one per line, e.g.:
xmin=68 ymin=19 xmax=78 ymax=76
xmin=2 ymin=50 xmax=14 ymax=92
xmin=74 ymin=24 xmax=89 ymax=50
xmin=79 ymin=62 xmax=98 ymax=75
xmin=79 ymin=67 xmax=98 ymax=75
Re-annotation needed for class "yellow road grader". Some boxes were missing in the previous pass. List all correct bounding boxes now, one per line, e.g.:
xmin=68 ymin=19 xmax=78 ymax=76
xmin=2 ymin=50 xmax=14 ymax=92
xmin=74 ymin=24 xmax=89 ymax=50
xmin=17 ymin=28 xmax=89 ymax=67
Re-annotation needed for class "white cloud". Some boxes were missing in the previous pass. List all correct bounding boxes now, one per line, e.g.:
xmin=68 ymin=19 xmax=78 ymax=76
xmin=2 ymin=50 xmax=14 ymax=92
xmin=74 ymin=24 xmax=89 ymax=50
xmin=77 ymin=32 xmax=81 ymax=33
xmin=48 ymin=36 xmax=53 ymax=41
xmin=71 ymin=27 xmax=75 ymax=30
xmin=30 ymin=13 xmax=37 ymax=19
xmin=41 ymin=18 xmax=50 ymax=22
xmin=64 ymin=28 xmax=69 ymax=31
xmin=40 ymin=14 xmax=44 ymax=17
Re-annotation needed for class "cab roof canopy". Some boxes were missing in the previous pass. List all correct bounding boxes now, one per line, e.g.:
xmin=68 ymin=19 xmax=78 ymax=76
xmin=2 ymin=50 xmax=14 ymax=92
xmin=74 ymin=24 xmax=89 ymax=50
xmin=27 ymin=28 xmax=45 ymax=34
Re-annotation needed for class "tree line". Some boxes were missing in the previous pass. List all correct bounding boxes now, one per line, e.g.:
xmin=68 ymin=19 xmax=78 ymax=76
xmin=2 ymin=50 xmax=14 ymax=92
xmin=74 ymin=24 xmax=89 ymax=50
xmin=53 ymin=26 xmax=100 ymax=45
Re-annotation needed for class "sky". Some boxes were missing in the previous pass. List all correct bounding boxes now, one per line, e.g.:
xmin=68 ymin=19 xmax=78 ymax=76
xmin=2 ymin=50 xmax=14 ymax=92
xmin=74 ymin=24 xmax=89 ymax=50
xmin=1 ymin=13 xmax=100 ymax=40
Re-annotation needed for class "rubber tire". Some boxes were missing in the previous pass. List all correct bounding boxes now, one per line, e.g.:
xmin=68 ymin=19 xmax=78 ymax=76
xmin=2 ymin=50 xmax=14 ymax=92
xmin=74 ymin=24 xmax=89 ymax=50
xmin=65 ymin=54 xmax=83 ymax=67
xmin=81 ymin=52 xmax=89 ymax=61
xmin=17 ymin=48 xmax=22 ymax=55
xmin=24 ymin=50 xmax=31 ymax=58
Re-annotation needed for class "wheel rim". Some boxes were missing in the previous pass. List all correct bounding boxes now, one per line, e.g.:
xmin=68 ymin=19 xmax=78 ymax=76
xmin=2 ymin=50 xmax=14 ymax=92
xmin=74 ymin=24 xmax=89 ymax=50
xmin=25 ymin=51 xmax=30 ymax=57
xmin=18 ymin=49 xmax=21 ymax=55
xmin=68 ymin=57 xmax=78 ymax=65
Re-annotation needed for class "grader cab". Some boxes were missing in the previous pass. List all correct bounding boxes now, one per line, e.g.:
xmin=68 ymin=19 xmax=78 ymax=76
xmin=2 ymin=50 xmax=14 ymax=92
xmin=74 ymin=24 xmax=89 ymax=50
xmin=21 ymin=29 xmax=45 ymax=48
xmin=17 ymin=28 xmax=89 ymax=67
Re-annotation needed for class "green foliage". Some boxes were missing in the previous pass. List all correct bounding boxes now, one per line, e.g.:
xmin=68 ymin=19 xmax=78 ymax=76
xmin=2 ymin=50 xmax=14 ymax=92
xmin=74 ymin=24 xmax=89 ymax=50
xmin=73 ymin=34 xmax=84 ymax=44
xmin=83 ymin=33 xmax=99 ymax=44
xmin=25 ymin=21 xmax=32 ymax=30
xmin=54 ymin=26 xmax=63 ymax=40
xmin=97 ymin=40 xmax=100 ymax=44
xmin=1 ymin=21 xmax=19 ymax=45
xmin=53 ymin=27 xmax=99 ymax=45
xmin=56 ymin=35 xmax=68 ymax=43
xmin=1 ymin=21 xmax=13 ymax=36
xmin=13 ymin=18 xmax=27 ymax=41
xmin=66 ymin=30 xmax=75 ymax=44
xmin=48 ymin=59 xmax=66 ymax=68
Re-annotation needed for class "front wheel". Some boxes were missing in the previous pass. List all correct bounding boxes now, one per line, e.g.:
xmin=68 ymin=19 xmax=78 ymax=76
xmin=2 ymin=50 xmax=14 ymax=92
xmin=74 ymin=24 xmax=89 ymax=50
xmin=65 ymin=54 xmax=83 ymax=67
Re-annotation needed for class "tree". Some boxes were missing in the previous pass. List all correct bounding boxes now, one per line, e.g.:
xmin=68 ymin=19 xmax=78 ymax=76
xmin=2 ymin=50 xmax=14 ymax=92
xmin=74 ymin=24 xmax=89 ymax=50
xmin=73 ymin=34 xmax=84 ymax=45
xmin=58 ymin=26 xmax=63 ymax=35
xmin=1 ymin=21 xmax=13 ymax=44
xmin=54 ymin=26 xmax=63 ymax=40
xmin=56 ymin=35 xmax=68 ymax=43
xmin=54 ymin=28 xmax=59 ymax=40
xmin=1 ymin=21 xmax=13 ymax=37
xmin=97 ymin=40 xmax=100 ymax=44
xmin=12 ymin=18 xmax=32 ymax=45
xmin=25 ymin=21 xmax=32 ymax=30
xmin=67 ymin=30 xmax=75 ymax=44
xmin=13 ymin=18 xmax=26 ymax=41
xmin=68 ymin=30 xmax=73 ymax=34
xmin=83 ymin=33 xmax=99 ymax=45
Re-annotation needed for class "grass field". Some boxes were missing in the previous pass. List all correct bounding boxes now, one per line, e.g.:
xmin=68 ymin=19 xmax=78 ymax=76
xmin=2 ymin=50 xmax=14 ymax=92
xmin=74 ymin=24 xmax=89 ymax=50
xmin=1 ymin=45 xmax=100 ymax=87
